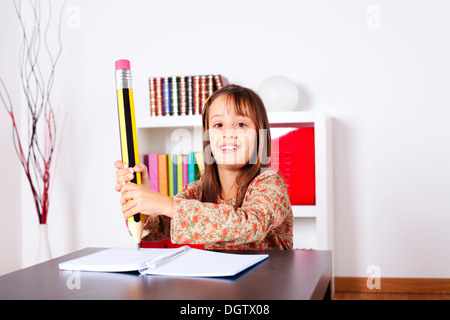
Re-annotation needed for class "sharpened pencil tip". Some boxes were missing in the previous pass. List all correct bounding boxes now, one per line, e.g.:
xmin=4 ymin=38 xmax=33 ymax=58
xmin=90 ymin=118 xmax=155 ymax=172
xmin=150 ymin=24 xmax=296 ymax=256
xmin=137 ymin=244 xmax=141 ymax=251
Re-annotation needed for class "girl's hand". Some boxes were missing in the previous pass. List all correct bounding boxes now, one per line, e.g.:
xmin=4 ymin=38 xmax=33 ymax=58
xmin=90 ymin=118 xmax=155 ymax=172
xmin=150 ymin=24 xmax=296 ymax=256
xmin=114 ymin=160 xmax=150 ymax=192
xmin=120 ymin=182 xmax=174 ymax=219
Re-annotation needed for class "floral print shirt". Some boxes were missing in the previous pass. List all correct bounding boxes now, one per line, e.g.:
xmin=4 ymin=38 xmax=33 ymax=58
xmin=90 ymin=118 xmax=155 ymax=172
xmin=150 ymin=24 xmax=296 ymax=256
xmin=141 ymin=169 xmax=293 ymax=250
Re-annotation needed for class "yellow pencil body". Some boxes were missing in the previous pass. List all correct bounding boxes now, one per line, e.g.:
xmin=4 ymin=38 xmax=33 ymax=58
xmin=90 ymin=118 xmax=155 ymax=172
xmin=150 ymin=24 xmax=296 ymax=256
xmin=115 ymin=59 xmax=144 ymax=249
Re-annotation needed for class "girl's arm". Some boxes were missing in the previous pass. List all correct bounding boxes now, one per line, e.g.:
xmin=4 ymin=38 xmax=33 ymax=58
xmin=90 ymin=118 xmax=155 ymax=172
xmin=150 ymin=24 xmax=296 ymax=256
xmin=170 ymin=170 xmax=292 ymax=246
xmin=141 ymin=180 xmax=202 ymax=242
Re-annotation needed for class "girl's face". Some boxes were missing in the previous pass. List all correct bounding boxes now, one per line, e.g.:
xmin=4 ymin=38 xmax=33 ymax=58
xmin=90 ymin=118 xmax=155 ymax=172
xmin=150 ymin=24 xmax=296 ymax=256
xmin=207 ymin=96 xmax=257 ymax=170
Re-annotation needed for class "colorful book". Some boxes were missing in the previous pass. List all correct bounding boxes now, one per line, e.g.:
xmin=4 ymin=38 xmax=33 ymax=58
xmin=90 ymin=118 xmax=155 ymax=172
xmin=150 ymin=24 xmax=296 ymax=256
xmin=148 ymin=78 xmax=156 ymax=117
xmin=188 ymin=152 xmax=196 ymax=183
xmin=170 ymin=76 xmax=179 ymax=116
xmin=148 ymin=152 xmax=203 ymax=196
xmin=168 ymin=155 xmax=174 ymax=196
xmin=162 ymin=77 xmax=171 ymax=116
xmin=214 ymin=75 xmax=228 ymax=90
xmin=173 ymin=154 xmax=178 ymax=196
xmin=148 ymin=153 xmax=159 ymax=192
xmin=186 ymin=76 xmax=193 ymax=115
xmin=158 ymin=154 xmax=168 ymax=196
xmin=154 ymin=77 xmax=163 ymax=116
xmin=178 ymin=76 xmax=187 ymax=116
xmin=182 ymin=155 xmax=188 ymax=187
xmin=200 ymin=75 xmax=207 ymax=112
xmin=150 ymin=74 xmax=228 ymax=117
xmin=207 ymin=75 xmax=214 ymax=98
xmin=195 ymin=152 xmax=205 ymax=178
xmin=143 ymin=154 xmax=149 ymax=174
xmin=177 ymin=154 xmax=183 ymax=192
xmin=193 ymin=76 xmax=200 ymax=115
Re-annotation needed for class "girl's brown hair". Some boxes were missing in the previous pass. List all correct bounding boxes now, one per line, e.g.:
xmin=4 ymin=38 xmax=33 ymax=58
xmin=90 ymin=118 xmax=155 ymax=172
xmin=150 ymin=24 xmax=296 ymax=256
xmin=201 ymin=84 xmax=271 ymax=208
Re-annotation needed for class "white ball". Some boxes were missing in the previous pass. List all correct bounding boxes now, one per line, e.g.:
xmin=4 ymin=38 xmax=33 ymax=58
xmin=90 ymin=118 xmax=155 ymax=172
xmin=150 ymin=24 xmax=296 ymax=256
xmin=257 ymin=76 xmax=299 ymax=112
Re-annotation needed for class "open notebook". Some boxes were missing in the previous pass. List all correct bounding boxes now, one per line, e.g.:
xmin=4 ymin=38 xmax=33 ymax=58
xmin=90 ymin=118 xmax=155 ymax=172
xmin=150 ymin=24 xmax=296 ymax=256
xmin=58 ymin=246 xmax=268 ymax=277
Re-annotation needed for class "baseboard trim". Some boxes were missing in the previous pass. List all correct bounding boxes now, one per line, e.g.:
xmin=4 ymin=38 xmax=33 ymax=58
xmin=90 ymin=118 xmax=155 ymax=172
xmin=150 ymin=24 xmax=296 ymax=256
xmin=335 ymin=277 xmax=450 ymax=294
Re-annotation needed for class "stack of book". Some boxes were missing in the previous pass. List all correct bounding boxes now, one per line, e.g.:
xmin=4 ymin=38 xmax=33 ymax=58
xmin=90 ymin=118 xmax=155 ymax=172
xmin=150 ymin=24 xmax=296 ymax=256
xmin=143 ymin=152 xmax=204 ymax=196
xmin=148 ymin=75 xmax=228 ymax=117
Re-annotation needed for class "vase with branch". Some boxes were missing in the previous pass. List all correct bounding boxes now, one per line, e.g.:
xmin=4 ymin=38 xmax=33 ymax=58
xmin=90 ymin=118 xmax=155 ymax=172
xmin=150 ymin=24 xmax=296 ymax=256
xmin=0 ymin=0 xmax=67 ymax=263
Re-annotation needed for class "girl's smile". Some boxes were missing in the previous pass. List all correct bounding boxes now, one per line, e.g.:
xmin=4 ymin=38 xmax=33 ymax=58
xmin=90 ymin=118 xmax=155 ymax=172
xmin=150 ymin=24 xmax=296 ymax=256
xmin=219 ymin=142 xmax=240 ymax=153
xmin=218 ymin=135 xmax=240 ymax=153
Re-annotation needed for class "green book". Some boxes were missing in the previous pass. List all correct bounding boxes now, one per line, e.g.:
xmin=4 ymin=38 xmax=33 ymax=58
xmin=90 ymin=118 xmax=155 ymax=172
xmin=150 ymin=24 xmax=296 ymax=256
xmin=177 ymin=154 xmax=183 ymax=192
xmin=168 ymin=154 xmax=174 ymax=196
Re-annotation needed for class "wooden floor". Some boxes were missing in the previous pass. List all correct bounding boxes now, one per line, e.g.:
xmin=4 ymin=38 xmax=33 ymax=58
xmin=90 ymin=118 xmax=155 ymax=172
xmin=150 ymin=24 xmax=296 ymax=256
xmin=333 ymin=292 xmax=450 ymax=300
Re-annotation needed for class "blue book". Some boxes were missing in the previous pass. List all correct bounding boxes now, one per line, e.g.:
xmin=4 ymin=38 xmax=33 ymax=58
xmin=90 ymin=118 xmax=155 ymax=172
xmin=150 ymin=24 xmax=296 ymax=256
xmin=186 ymin=76 xmax=193 ymax=115
xmin=188 ymin=152 xmax=195 ymax=183
xmin=170 ymin=76 xmax=179 ymax=116
xmin=162 ymin=77 xmax=171 ymax=116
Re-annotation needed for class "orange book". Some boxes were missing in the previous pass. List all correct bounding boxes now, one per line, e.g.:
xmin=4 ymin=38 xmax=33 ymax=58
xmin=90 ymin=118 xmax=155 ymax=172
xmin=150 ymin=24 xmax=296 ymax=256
xmin=158 ymin=154 xmax=168 ymax=195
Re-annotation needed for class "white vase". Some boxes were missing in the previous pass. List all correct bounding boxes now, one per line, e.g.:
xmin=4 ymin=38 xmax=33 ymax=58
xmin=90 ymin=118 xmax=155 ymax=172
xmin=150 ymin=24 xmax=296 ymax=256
xmin=36 ymin=224 xmax=52 ymax=263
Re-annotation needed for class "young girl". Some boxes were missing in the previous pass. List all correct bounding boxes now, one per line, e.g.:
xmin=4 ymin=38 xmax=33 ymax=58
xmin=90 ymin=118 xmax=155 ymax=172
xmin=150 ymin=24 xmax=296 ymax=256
xmin=115 ymin=84 xmax=293 ymax=250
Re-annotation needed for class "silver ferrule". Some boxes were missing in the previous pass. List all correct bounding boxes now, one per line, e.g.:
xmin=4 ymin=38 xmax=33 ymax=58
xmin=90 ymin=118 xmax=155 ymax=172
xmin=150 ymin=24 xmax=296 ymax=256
xmin=115 ymin=68 xmax=133 ymax=90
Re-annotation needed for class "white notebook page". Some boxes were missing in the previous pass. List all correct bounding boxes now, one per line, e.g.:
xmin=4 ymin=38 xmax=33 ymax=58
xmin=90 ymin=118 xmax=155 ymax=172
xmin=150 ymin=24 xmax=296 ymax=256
xmin=59 ymin=247 xmax=268 ymax=277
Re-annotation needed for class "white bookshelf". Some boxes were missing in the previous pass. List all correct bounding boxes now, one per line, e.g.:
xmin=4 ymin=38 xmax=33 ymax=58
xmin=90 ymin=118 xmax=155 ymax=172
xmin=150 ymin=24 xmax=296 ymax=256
xmin=136 ymin=111 xmax=333 ymax=251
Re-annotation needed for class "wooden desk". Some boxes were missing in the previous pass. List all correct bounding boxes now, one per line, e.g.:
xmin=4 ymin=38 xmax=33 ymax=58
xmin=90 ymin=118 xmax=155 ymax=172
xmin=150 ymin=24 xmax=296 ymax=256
xmin=0 ymin=248 xmax=332 ymax=300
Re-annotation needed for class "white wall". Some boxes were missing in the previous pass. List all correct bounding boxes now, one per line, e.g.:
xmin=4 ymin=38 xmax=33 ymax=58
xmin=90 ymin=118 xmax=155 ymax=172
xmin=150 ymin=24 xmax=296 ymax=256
xmin=1 ymin=0 xmax=450 ymax=278
xmin=0 ymin=3 xmax=21 ymax=275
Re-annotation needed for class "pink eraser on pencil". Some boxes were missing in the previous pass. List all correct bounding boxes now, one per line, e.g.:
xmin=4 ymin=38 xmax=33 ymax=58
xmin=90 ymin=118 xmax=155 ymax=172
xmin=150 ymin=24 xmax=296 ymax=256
xmin=115 ymin=59 xmax=130 ymax=70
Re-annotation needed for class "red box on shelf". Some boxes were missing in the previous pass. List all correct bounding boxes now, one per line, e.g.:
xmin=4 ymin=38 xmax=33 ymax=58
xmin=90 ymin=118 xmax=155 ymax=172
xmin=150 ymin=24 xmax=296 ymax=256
xmin=270 ymin=127 xmax=316 ymax=205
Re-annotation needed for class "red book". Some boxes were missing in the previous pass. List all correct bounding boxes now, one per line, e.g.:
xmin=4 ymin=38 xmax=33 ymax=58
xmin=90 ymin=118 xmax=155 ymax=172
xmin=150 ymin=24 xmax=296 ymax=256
xmin=199 ymin=75 xmax=207 ymax=113
xmin=154 ymin=77 xmax=163 ymax=116
xmin=149 ymin=77 xmax=156 ymax=116
xmin=270 ymin=128 xmax=315 ymax=205
xmin=213 ymin=75 xmax=228 ymax=90
xmin=193 ymin=76 xmax=200 ymax=115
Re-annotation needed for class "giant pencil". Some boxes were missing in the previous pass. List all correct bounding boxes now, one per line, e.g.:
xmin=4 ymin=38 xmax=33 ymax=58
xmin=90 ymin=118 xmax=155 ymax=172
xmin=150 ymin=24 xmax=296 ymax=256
xmin=115 ymin=59 xmax=144 ymax=250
